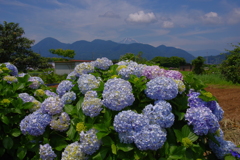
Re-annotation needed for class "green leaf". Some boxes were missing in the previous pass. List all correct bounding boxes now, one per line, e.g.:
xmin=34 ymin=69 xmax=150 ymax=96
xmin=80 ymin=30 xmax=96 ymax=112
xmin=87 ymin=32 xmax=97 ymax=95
xmin=173 ymin=129 xmax=183 ymax=142
xmin=3 ymin=136 xmax=13 ymax=149
xmin=92 ymin=147 xmax=109 ymax=160
xmin=66 ymin=125 xmax=78 ymax=141
xmin=116 ymin=143 xmax=134 ymax=152
xmin=64 ymin=104 xmax=77 ymax=115
xmin=96 ymin=131 xmax=110 ymax=139
xmin=94 ymin=123 xmax=108 ymax=132
xmin=11 ymin=128 xmax=21 ymax=137
xmin=102 ymin=136 xmax=114 ymax=146
xmin=173 ymin=110 xmax=185 ymax=121
xmin=17 ymin=147 xmax=27 ymax=160
xmin=111 ymin=144 xmax=117 ymax=154
xmin=134 ymin=150 xmax=148 ymax=160
xmin=1 ymin=115 xmax=9 ymax=125
xmin=169 ymin=146 xmax=186 ymax=159
xmin=182 ymin=125 xmax=191 ymax=138
xmin=0 ymin=148 xmax=5 ymax=157
xmin=224 ymin=155 xmax=236 ymax=160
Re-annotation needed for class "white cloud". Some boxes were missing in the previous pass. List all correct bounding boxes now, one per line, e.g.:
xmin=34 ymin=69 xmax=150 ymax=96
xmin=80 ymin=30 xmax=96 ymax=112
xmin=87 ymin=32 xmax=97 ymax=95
xmin=99 ymin=11 xmax=121 ymax=19
xmin=126 ymin=11 xmax=157 ymax=24
xmin=201 ymin=12 xmax=222 ymax=24
xmin=227 ymin=8 xmax=240 ymax=24
xmin=162 ymin=21 xmax=174 ymax=28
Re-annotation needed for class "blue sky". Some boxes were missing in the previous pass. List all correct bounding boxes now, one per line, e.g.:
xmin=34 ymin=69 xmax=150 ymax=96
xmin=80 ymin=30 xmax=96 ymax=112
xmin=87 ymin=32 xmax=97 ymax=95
xmin=1 ymin=0 xmax=240 ymax=52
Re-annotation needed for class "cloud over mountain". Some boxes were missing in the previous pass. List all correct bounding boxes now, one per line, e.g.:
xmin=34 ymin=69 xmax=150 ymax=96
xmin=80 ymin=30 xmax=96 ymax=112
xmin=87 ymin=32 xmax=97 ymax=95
xmin=126 ymin=11 xmax=157 ymax=24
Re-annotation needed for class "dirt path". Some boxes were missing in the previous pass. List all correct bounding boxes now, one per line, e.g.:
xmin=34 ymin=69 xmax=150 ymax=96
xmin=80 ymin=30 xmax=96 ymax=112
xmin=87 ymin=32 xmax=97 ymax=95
xmin=205 ymin=85 xmax=240 ymax=122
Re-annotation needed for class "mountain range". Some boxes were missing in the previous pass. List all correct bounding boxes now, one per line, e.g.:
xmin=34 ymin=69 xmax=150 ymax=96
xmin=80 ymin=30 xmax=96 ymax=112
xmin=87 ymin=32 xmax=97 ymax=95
xmin=31 ymin=37 xmax=196 ymax=62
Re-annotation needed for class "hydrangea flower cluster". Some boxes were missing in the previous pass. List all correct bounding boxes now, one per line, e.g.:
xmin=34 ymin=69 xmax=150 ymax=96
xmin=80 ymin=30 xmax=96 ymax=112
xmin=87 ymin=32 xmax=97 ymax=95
xmin=145 ymin=76 xmax=178 ymax=100
xmin=77 ymin=74 xmax=100 ymax=94
xmin=185 ymin=106 xmax=220 ymax=135
xmin=19 ymin=93 xmax=35 ymax=103
xmin=18 ymin=73 xmax=27 ymax=77
xmin=41 ymin=96 xmax=64 ymax=115
xmin=61 ymin=91 xmax=76 ymax=104
xmin=20 ymin=110 xmax=51 ymax=136
xmin=209 ymin=133 xmax=236 ymax=160
xmin=165 ymin=70 xmax=183 ymax=80
xmin=82 ymin=97 xmax=103 ymax=117
xmin=28 ymin=76 xmax=44 ymax=89
xmin=45 ymin=90 xmax=58 ymax=97
xmin=30 ymin=100 xmax=41 ymax=112
xmin=50 ymin=112 xmax=70 ymax=132
xmin=57 ymin=80 xmax=74 ymax=97
xmin=4 ymin=62 xmax=18 ymax=76
xmin=102 ymin=78 xmax=135 ymax=111
xmin=74 ymin=62 xmax=95 ymax=76
xmin=66 ymin=71 xmax=78 ymax=80
xmin=39 ymin=144 xmax=56 ymax=160
xmin=34 ymin=89 xmax=45 ymax=97
xmin=142 ymin=65 xmax=166 ymax=80
xmin=134 ymin=124 xmax=167 ymax=151
xmin=174 ymin=79 xmax=186 ymax=94
xmin=3 ymin=75 xmax=18 ymax=84
xmin=143 ymin=100 xmax=174 ymax=128
xmin=93 ymin=57 xmax=113 ymax=70
xmin=80 ymin=128 xmax=102 ymax=155
xmin=84 ymin=91 xmax=98 ymax=100
xmin=61 ymin=142 xmax=86 ymax=160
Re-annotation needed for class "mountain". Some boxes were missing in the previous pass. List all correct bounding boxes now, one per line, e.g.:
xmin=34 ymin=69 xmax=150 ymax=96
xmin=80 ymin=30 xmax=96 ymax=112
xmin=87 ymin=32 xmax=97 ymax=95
xmin=119 ymin=38 xmax=139 ymax=44
xmin=188 ymin=49 xmax=223 ymax=57
xmin=204 ymin=53 xmax=229 ymax=64
xmin=31 ymin=37 xmax=196 ymax=62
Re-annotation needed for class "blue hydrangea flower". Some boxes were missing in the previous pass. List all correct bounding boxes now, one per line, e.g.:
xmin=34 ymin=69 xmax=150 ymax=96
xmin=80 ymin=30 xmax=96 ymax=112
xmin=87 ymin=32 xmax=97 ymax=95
xmin=206 ymin=101 xmax=224 ymax=121
xmin=67 ymin=71 xmax=78 ymax=80
xmin=61 ymin=91 xmax=76 ymax=104
xmin=185 ymin=106 xmax=220 ymax=135
xmin=4 ymin=62 xmax=18 ymax=76
xmin=134 ymin=124 xmax=167 ymax=151
xmin=102 ymin=78 xmax=135 ymax=111
xmin=118 ymin=130 xmax=135 ymax=144
xmin=45 ymin=90 xmax=58 ymax=97
xmin=82 ymin=98 xmax=103 ymax=117
xmin=50 ymin=112 xmax=70 ymax=132
xmin=28 ymin=76 xmax=44 ymax=89
xmin=18 ymin=73 xmax=27 ymax=77
xmin=113 ymin=110 xmax=149 ymax=133
xmin=116 ymin=60 xmax=137 ymax=66
xmin=57 ymin=80 xmax=74 ymax=97
xmin=143 ymin=100 xmax=175 ymax=128
xmin=145 ymin=76 xmax=178 ymax=100
xmin=19 ymin=93 xmax=35 ymax=103
xmin=62 ymin=142 xmax=86 ymax=160
xmin=94 ymin=57 xmax=113 ymax=70
xmin=41 ymin=97 xmax=64 ymax=115
xmin=74 ymin=62 xmax=95 ymax=76
xmin=80 ymin=128 xmax=102 ymax=155
xmin=77 ymin=74 xmax=100 ymax=94
xmin=39 ymin=144 xmax=56 ymax=160
xmin=117 ymin=63 xmax=146 ymax=79
xmin=187 ymin=90 xmax=206 ymax=108
xmin=230 ymin=147 xmax=240 ymax=159
xmin=3 ymin=75 xmax=18 ymax=84
xmin=20 ymin=110 xmax=51 ymax=136
xmin=84 ymin=91 xmax=98 ymax=100
xmin=209 ymin=135 xmax=236 ymax=160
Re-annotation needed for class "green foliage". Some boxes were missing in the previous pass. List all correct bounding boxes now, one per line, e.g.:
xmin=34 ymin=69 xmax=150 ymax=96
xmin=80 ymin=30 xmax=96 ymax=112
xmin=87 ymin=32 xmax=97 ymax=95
xmin=192 ymin=56 xmax=205 ymax=75
xmin=151 ymin=56 xmax=186 ymax=68
xmin=49 ymin=49 xmax=75 ymax=59
xmin=119 ymin=52 xmax=155 ymax=65
xmin=0 ymin=21 xmax=50 ymax=71
xmin=220 ymin=43 xmax=240 ymax=84
xmin=38 ymin=68 xmax=67 ymax=84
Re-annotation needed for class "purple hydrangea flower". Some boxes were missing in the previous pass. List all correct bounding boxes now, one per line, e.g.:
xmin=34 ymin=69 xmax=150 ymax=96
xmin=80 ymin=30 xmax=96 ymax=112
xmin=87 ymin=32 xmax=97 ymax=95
xmin=50 ymin=112 xmax=70 ymax=132
xmin=145 ymin=76 xmax=178 ymax=100
xmin=74 ymin=62 xmax=95 ymax=76
xmin=209 ymin=135 xmax=236 ymax=160
xmin=143 ymin=100 xmax=175 ymax=128
xmin=20 ymin=110 xmax=51 ymax=136
xmin=4 ymin=62 xmax=18 ymax=76
xmin=185 ymin=106 xmax=220 ymax=136
xmin=134 ymin=124 xmax=167 ymax=151
xmin=57 ymin=80 xmax=74 ymax=97
xmin=61 ymin=91 xmax=76 ymax=104
xmin=230 ymin=147 xmax=240 ymax=159
xmin=80 ymin=128 xmax=102 ymax=155
xmin=77 ymin=74 xmax=100 ymax=94
xmin=187 ymin=90 xmax=206 ymax=108
xmin=39 ymin=144 xmax=56 ymax=160
xmin=41 ymin=97 xmax=64 ymax=115
xmin=94 ymin=57 xmax=113 ymax=70
xmin=62 ymin=142 xmax=86 ymax=160
xmin=19 ymin=93 xmax=35 ymax=102
xmin=114 ymin=110 xmax=149 ymax=133
xmin=165 ymin=70 xmax=183 ymax=80
xmin=82 ymin=98 xmax=103 ymax=117
xmin=142 ymin=66 xmax=166 ymax=80
xmin=102 ymin=78 xmax=135 ymax=111
xmin=206 ymin=101 xmax=224 ymax=121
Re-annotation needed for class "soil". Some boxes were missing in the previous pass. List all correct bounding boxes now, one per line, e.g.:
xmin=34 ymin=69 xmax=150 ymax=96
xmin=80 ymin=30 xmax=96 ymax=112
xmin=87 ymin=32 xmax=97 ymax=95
xmin=205 ymin=85 xmax=240 ymax=122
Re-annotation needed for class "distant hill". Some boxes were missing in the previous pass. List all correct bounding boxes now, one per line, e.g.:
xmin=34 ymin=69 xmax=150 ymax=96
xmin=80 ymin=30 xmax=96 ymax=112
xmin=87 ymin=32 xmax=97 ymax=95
xmin=188 ymin=49 xmax=223 ymax=57
xmin=31 ymin=37 xmax=196 ymax=62
xmin=119 ymin=38 xmax=139 ymax=44
xmin=204 ymin=53 xmax=229 ymax=64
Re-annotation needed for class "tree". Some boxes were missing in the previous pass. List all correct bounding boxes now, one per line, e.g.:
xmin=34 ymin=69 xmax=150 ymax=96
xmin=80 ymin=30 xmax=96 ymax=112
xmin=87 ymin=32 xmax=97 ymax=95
xmin=151 ymin=56 xmax=186 ymax=68
xmin=192 ymin=56 xmax=205 ymax=75
xmin=0 ymin=21 xmax=49 ymax=71
xmin=49 ymin=49 xmax=75 ymax=59
xmin=220 ymin=43 xmax=240 ymax=83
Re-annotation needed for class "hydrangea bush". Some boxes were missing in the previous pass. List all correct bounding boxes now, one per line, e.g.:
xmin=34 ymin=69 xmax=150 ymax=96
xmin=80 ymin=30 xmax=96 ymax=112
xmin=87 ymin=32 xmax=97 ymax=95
xmin=0 ymin=60 xmax=240 ymax=160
